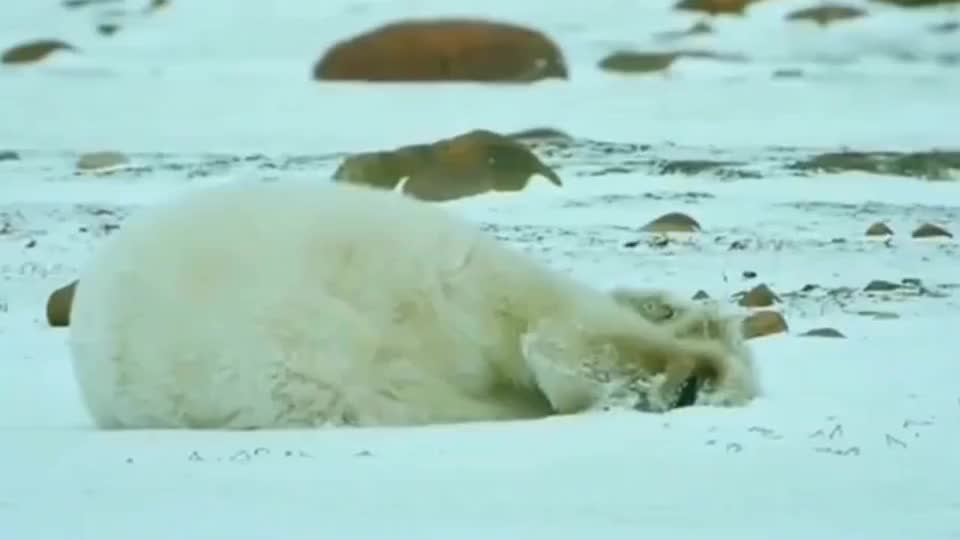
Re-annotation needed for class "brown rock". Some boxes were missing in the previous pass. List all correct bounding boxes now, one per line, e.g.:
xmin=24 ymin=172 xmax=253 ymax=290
xmin=737 ymin=283 xmax=781 ymax=307
xmin=46 ymin=280 xmax=77 ymax=327
xmin=911 ymin=222 xmax=953 ymax=239
xmin=77 ymin=151 xmax=129 ymax=171
xmin=692 ymin=289 xmax=710 ymax=300
xmin=1 ymin=39 xmax=77 ymax=65
xmin=640 ymin=212 xmax=701 ymax=233
xmin=313 ymin=19 xmax=567 ymax=83
xmin=742 ymin=310 xmax=788 ymax=339
xmin=333 ymin=129 xmax=562 ymax=202
xmin=785 ymin=4 xmax=867 ymax=26
xmin=799 ymin=327 xmax=846 ymax=338
xmin=674 ymin=0 xmax=765 ymax=16
xmin=865 ymin=222 xmax=894 ymax=236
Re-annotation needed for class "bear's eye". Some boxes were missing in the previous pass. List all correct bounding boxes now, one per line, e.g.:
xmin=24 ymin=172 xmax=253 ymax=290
xmin=643 ymin=302 xmax=673 ymax=320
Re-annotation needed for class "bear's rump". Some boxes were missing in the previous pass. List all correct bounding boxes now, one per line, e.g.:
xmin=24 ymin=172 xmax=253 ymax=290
xmin=74 ymin=234 xmax=526 ymax=428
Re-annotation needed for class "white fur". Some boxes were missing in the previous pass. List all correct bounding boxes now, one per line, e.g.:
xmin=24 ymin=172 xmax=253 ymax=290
xmin=68 ymin=180 xmax=757 ymax=429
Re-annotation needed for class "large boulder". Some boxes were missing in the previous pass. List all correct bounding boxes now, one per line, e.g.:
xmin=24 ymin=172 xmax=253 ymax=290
xmin=1 ymin=39 xmax=77 ymax=65
xmin=313 ymin=19 xmax=568 ymax=83
xmin=674 ymin=0 xmax=766 ymax=16
xmin=333 ymin=129 xmax=562 ymax=201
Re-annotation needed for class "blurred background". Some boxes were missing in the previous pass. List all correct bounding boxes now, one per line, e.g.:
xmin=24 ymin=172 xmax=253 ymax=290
xmin=1 ymin=0 xmax=958 ymax=154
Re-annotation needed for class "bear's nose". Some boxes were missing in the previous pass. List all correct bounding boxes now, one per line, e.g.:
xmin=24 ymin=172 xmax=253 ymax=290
xmin=674 ymin=376 xmax=699 ymax=409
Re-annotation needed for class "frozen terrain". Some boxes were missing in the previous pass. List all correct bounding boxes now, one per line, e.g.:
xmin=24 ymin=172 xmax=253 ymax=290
xmin=1 ymin=0 xmax=959 ymax=538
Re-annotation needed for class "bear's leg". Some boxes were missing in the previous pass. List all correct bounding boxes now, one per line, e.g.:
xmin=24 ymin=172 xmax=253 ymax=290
xmin=520 ymin=321 xmax=608 ymax=414
xmin=523 ymin=345 xmax=606 ymax=414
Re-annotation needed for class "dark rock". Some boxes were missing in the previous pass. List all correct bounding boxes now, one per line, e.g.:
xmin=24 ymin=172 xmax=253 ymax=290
xmin=855 ymin=310 xmax=900 ymax=320
xmin=62 ymin=0 xmax=120 ymax=7
xmin=508 ymin=127 xmax=573 ymax=142
xmin=929 ymin=21 xmax=959 ymax=33
xmin=865 ymin=222 xmax=894 ymax=236
xmin=640 ymin=212 xmax=701 ymax=233
xmin=598 ymin=50 xmax=746 ymax=74
xmin=864 ymin=279 xmax=900 ymax=292
xmin=871 ymin=0 xmax=960 ymax=7
xmin=598 ymin=52 xmax=676 ymax=73
xmin=729 ymin=240 xmax=748 ymax=250
xmin=656 ymin=159 xmax=745 ymax=175
xmin=96 ymin=23 xmax=120 ymax=37
xmin=911 ymin=223 xmax=952 ymax=239
xmin=655 ymin=21 xmax=713 ymax=41
xmin=799 ymin=327 xmax=846 ymax=338
xmin=787 ymin=150 xmax=960 ymax=180
xmin=785 ymin=4 xmax=866 ymax=26
xmin=772 ymin=68 xmax=805 ymax=79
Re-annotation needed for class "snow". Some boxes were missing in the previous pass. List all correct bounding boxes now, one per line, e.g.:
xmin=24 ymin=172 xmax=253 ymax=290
xmin=2 ymin=0 xmax=960 ymax=538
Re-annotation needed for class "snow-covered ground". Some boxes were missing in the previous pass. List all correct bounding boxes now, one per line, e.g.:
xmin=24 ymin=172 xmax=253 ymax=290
xmin=1 ymin=0 xmax=959 ymax=538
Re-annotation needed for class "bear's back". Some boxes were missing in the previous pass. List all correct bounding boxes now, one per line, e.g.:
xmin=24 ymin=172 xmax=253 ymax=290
xmin=75 ymin=182 xmax=486 ymax=312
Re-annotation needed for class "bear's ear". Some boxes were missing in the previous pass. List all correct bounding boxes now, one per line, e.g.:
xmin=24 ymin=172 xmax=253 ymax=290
xmin=520 ymin=319 xmax=616 ymax=414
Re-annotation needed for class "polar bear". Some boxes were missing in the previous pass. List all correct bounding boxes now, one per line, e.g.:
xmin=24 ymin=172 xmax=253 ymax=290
xmin=68 ymin=180 xmax=759 ymax=430
xmin=609 ymin=287 xmax=760 ymax=407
